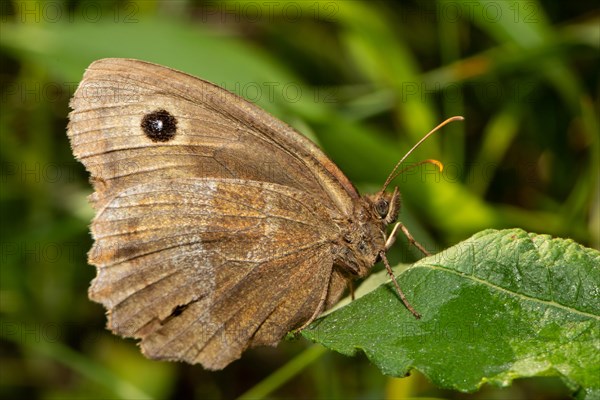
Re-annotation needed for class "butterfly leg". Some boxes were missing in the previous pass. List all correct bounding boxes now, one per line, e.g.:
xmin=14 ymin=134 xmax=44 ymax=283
xmin=380 ymin=251 xmax=421 ymax=319
xmin=292 ymin=266 xmax=333 ymax=333
xmin=293 ymin=287 xmax=329 ymax=333
xmin=386 ymin=222 xmax=430 ymax=256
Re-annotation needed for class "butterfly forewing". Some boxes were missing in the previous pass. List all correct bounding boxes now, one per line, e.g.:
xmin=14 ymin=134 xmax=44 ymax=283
xmin=68 ymin=58 xmax=357 ymax=213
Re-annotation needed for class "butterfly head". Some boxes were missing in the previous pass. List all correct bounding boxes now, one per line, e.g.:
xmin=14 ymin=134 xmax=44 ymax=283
xmin=370 ymin=187 xmax=401 ymax=226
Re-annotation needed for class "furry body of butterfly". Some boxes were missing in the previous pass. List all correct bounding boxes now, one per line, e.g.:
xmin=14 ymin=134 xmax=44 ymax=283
xmin=68 ymin=58 xmax=407 ymax=370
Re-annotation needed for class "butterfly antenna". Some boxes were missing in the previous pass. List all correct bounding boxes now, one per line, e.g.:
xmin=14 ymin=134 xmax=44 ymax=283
xmin=381 ymin=116 xmax=464 ymax=192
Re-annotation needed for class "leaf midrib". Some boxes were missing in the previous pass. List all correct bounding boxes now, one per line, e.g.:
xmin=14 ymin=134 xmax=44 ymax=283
xmin=412 ymin=264 xmax=600 ymax=321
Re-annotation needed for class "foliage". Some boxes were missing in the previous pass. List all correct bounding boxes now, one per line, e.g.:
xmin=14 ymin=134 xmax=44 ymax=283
xmin=304 ymin=229 xmax=600 ymax=399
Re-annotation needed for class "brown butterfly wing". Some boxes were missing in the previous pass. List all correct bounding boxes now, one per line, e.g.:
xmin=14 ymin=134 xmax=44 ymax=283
xmin=89 ymin=179 xmax=347 ymax=369
xmin=68 ymin=59 xmax=354 ymax=369
xmin=68 ymin=58 xmax=358 ymax=213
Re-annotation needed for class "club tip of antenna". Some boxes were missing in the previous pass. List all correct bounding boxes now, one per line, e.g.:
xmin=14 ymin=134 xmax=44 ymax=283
xmin=427 ymin=159 xmax=444 ymax=172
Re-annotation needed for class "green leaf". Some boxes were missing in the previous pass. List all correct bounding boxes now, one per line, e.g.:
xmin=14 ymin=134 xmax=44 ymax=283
xmin=302 ymin=229 xmax=600 ymax=398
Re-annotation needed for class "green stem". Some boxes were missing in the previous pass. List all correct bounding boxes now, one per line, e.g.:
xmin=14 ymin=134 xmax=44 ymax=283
xmin=237 ymin=345 xmax=327 ymax=400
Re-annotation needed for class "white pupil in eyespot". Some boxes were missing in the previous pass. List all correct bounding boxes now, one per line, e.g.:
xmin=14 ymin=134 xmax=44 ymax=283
xmin=152 ymin=120 xmax=163 ymax=131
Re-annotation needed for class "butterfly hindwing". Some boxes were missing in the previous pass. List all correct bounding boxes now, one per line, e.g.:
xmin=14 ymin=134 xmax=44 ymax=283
xmin=88 ymin=178 xmax=347 ymax=369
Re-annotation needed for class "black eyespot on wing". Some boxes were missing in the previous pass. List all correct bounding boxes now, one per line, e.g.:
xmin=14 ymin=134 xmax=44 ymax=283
xmin=141 ymin=109 xmax=177 ymax=142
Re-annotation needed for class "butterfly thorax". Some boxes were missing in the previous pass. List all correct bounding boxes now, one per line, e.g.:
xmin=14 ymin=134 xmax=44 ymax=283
xmin=333 ymin=188 xmax=400 ymax=278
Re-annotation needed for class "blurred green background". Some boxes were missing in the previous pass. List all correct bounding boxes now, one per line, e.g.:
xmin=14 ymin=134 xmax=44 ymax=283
xmin=1 ymin=0 xmax=598 ymax=399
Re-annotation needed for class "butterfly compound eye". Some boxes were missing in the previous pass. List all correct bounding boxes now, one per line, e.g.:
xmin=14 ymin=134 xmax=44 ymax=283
xmin=374 ymin=198 xmax=389 ymax=219
xmin=141 ymin=109 xmax=177 ymax=142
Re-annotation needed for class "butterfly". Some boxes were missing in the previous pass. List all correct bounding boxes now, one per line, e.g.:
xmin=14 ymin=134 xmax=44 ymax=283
xmin=68 ymin=58 xmax=461 ymax=369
